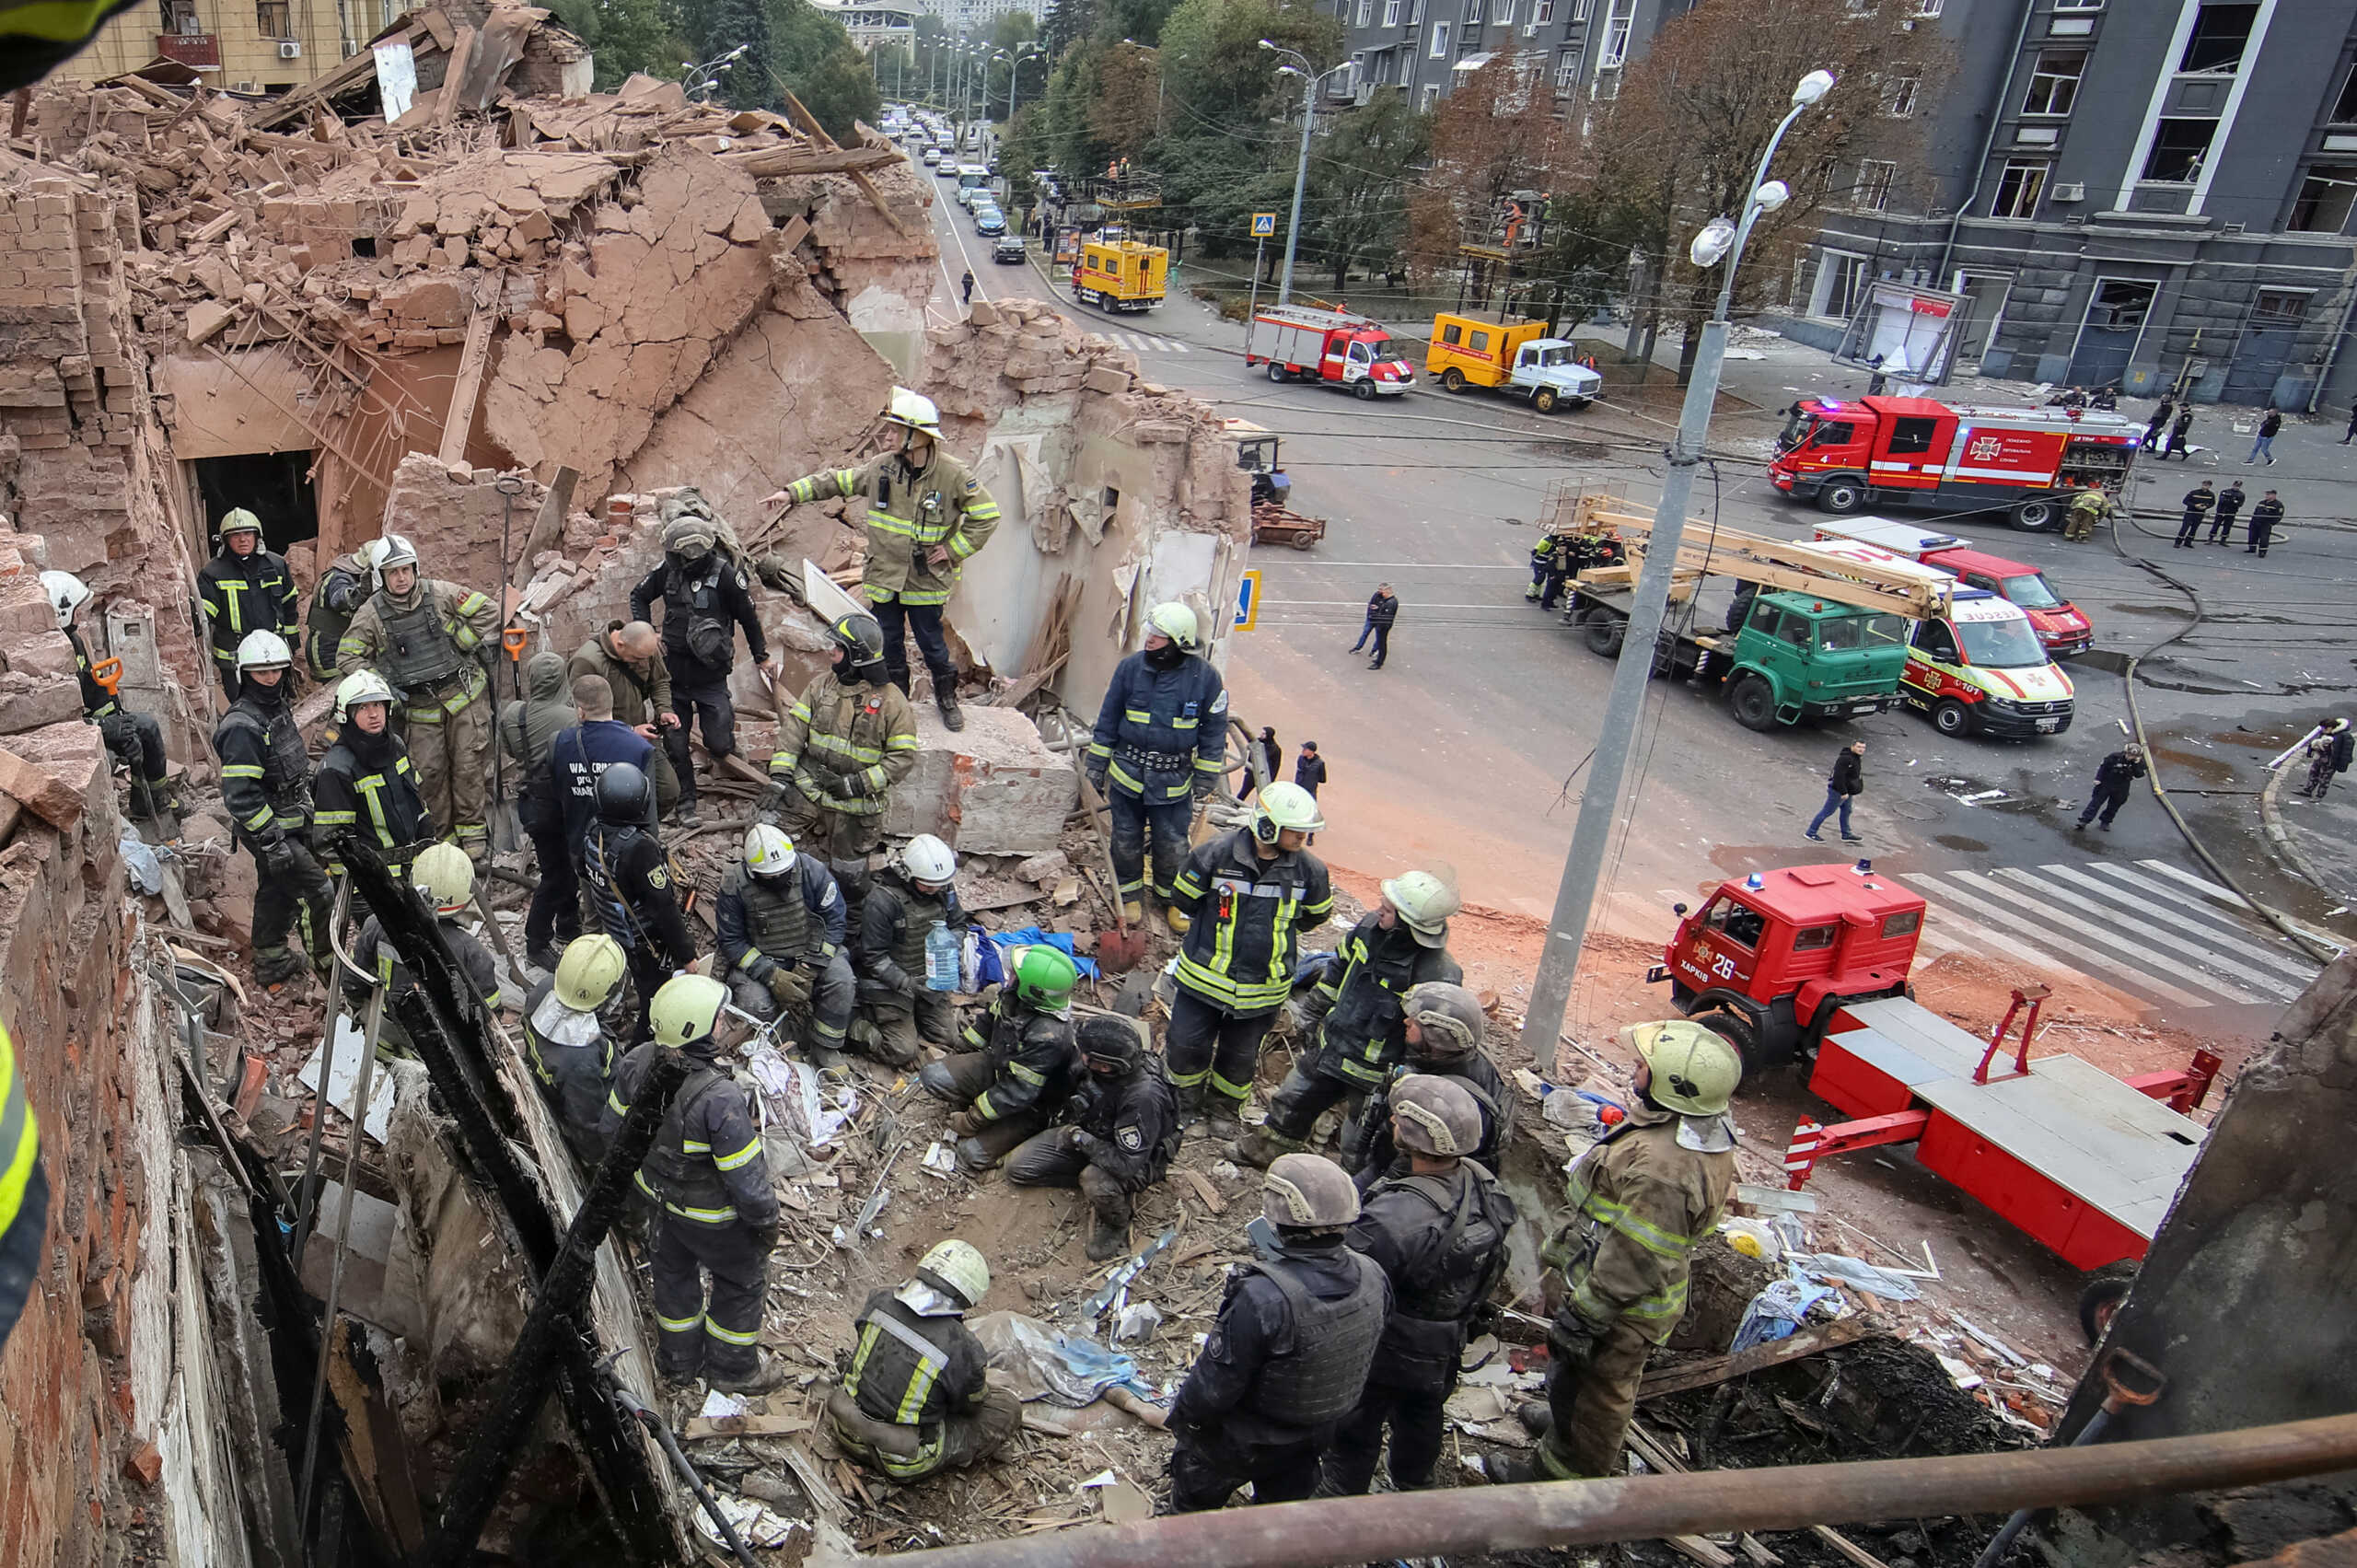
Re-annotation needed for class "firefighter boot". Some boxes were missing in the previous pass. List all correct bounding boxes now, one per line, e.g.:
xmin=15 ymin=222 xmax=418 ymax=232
xmin=1204 ymin=1086 xmax=1248 ymax=1141
xmin=1174 ymin=1079 xmax=1204 ymax=1123
xmin=1227 ymin=1123 xmax=1300 ymax=1170
xmin=1121 ymin=898 xmax=1144 ymax=928
xmin=937 ymin=689 xmax=966 ymax=734
xmin=708 ymin=1348 xmax=792 ymax=1397
xmin=1080 ymin=1167 xmax=1132 ymax=1262
xmin=254 ymin=946 xmax=308 ymax=989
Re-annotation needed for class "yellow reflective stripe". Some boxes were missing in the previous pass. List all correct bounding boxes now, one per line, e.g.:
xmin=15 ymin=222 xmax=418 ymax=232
xmin=808 ymin=735 xmax=884 ymax=762
xmin=0 ymin=1028 xmax=35 ymax=1242
xmin=665 ymin=1199 xmax=740 ymax=1223
xmin=314 ymin=810 xmax=359 ymax=826
xmin=1106 ymin=761 xmax=1143 ymax=794
xmin=1087 ymin=741 xmax=1113 ymax=760
xmin=657 ymin=1308 xmax=705 ymax=1333
xmin=899 ymin=590 xmax=952 ymax=606
xmin=243 ymin=806 xmax=275 ymax=831
xmin=1609 ymin=1208 xmax=1702 ymax=1259
xmin=866 ymin=1308 xmax=950 ymax=1423
xmin=1210 ymin=1070 xmax=1252 ymax=1098
xmin=1194 ymin=757 xmax=1224 ymax=773
xmin=1165 ymin=1061 xmax=1210 ymax=1088
xmin=885 ymin=735 xmax=920 ymax=752
xmin=454 ymin=592 xmax=490 ymax=616
xmin=1171 ymin=714 xmax=1199 ymax=729
xmin=1004 ymin=1060 xmax=1045 ymax=1086
xmin=737 ymin=947 xmax=766 ymax=971
xmin=948 ymin=531 xmax=982 ymax=559
xmin=1123 ymin=709 xmax=1152 ymax=724
xmin=608 ymin=1090 xmax=632 ymax=1117
xmin=220 ymin=764 xmax=265 ymax=779
xmin=354 ymin=774 xmax=396 ymax=847
xmin=863 ymin=764 xmax=888 ymax=793
xmin=1172 ymin=870 xmax=1205 ymax=900
xmin=972 ymin=1090 xmax=999 ymax=1120
xmin=713 ymin=1138 xmax=763 ymax=1172
xmin=868 ymin=513 xmax=917 ymax=537
xmin=704 ymin=1318 xmax=761 ymax=1345
xmin=681 ymin=1139 xmax=713 ymax=1154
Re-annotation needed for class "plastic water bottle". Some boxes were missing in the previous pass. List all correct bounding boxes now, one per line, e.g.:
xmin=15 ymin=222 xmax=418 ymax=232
xmin=924 ymin=920 xmax=959 ymax=993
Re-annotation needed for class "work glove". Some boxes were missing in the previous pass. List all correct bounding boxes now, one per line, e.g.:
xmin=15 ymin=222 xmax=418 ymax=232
xmin=1084 ymin=758 xmax=1109 ymax=796
xmin=1190 ymin=772 xmax=1215 ymax=804
xmin=1548 ymin=1311 xmax=1602 ymax=1379
xmin=946 ymin=1109 xmax=984 ymax=1137
xmin=748 ymin=1223 xmax=782 ymax=1256
xmin=260 ymin=836 xmax=300 ymax=878
xmin=768 ymin=966 xmax=813 ymax=1008
xmin=761 ymin=780 xmax=794 ymax=815
xmin=1538 ymin=1221 xmax=1581 ymax=1272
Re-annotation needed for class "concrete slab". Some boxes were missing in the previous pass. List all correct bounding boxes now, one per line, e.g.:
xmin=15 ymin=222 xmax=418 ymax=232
xmin=884 ymin=703 xmax=1076 ymax=855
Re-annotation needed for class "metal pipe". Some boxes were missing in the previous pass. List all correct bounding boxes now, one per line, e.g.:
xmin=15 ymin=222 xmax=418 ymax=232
xmin=877 ymin=1411 xmax=2357 ymax=1568
xmin=288 ymin=875 xmax=354 ymax=1253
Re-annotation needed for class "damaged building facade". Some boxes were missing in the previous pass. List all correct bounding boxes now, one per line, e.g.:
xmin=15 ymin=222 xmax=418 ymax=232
xmin=0 ymin=10 xmax=1250 ymax=1564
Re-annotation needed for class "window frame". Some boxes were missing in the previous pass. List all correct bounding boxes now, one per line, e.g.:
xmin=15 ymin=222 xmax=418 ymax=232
xmin=2021 ymin=48 xmax=2085 ymax=116
xmin=2289 ymin=165 xmax=2357 ymax=234
xmin=1854 ymin=158 xmax=1898 ymax=211
xmin=2178 ymin=2 xmax=2258 ymax=75
xmin=1384 ymin=0 xmax=1402 ymax=23
xmin=1596 ymin=0 xmax=1635 ymax=68
xmin=1429 ymin=18 xmax=1451 ymax=54
xmin=1991 ymin=158 xmax=2049 ymax=218
xmin=2142 ymin=117 xmax=2217 ymax=183
xmin=1882 ymin=75 xmax=1919 ymax=118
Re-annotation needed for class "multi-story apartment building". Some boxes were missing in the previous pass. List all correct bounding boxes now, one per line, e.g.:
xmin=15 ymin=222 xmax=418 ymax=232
xmin=68 ymin=0 xmax=377 ymax=94
xmin=1321 ymin=0 xmax=1682 ymax=117
xmin=1772 ymin=0 xmax=2357 ymax=410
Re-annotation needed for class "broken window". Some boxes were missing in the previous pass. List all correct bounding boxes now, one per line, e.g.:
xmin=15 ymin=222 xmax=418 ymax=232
xmin=1882 ymin=76 xmax=1918 ymax=118
xmin=2289 ymin=165 xmax=2357 ymax=233
xmin=2178 ymin=3 xmax=2258 ymax=74
xmin=2021 ymin=50 xmax=2084 ymax=116
xmin=2142 ymin=119 xmax=2214 ymax=183
xmin=158 ymin=0 xmax=200 ymax=33
xmin=1854 ymin=159 xmax=1898 ymax=211
xmin=1991 ymin=159 xmax=2047 ymax=217
xmin=256 ymin=0 xmax=290 ymax=36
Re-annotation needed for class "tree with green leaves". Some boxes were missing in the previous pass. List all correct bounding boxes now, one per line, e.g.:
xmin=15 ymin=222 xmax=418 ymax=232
xmin=1305 ymin=89 xmax=1427 ymax=292
xmin=545 ymin=0 xmax=695 ymax=90
xmin=767 ymin=0 xmax=880 ymax=136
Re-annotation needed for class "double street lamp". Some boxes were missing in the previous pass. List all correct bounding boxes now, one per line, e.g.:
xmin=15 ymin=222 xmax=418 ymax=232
xmin=1516 ymin=67 xmax=1838 ymax=1073
xmin=1259 ymin=38 xmax=1347 ymax=307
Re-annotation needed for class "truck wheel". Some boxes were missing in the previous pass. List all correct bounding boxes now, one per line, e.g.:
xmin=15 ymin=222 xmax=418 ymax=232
xmin=1582 ymin=610 xmax=1625 ymax=657
xmin=1817 ymin=477 xmax=1865 ymax=514
xmin=1533 ymin=387 xmax=1560 ymax=414
xmin=1268 ymin=363 xmax=1289 ymax=383
xmin=1729 ymin=674 xmax=1780 ymax=732
xmin=2013 ymin=497 xmax=2061 ymax=533
xmin=1690 ymin=1008 xmax=1765 ymax=1073
xmin=1932 ymin=698 xmax=1971 ymax=737
xmin=2078 ymin=1262 xmax=2138 ymax=1344
xmin=1353 ymin=379 xmax=1377 ymax=401
xmin=1441 ymin=367 xmax=1468 ymax=393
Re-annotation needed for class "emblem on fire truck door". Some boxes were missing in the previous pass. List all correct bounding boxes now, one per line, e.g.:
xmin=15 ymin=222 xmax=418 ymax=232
xmin=1968 ymin=436 xmax=2003 ymax=461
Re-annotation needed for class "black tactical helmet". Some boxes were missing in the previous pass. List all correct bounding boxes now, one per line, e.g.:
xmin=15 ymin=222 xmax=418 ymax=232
xmin=1078 ymin=1016 xmax=1144 ymax=1072
xmin=830 ymin=612 xmax=886 ymax=665
xmin=596 ymin=761 xmax=654 ymax=825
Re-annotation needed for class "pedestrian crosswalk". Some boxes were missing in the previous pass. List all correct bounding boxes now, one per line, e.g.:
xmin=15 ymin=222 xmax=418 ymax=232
xmin=1897 ymin=858 xmax=2325 ymax=1011
xmin=1096 ymin=330 xmax=1190 ymax=354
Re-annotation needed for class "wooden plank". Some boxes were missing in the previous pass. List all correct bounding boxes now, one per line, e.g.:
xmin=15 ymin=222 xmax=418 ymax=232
xmin=435 ymin=310 xmax=493 ymax=466
xmin=1629 ymin=1421 xmax=1874 ymax=1568
xmin=679 ymin=1411 xmax=812 ymax=1441
xmin=719 ymin=145 xmax=903 ymax=178
xmin=1636 ymin=1317 xmax=1872 ymax=1401
xmin=435 ymin=26 xmax=476 ymax=127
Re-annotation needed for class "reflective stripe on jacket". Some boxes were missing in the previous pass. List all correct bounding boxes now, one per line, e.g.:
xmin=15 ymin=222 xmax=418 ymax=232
xmin=1168 ymin=830 xmax=1333 ymax=1016
xmin=785 ymin=449 xmax=1000 ymax=605
xmin=1558 ymin=1102 xmax=1735 ymax=1342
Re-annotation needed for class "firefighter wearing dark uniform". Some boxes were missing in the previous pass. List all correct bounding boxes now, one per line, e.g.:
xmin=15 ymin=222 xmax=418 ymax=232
xmin=829 ymin=1239 xmax=1022 ymax=1481
xmin=850 ymin=834 xmax=963 ymax=1068
xmin=1005 ymin=1016 xmax=1181 ymax=1260
xmin=42 ymin=571 xmax=173 ymax=818
xmin=766 ymin=612 xmax=920 ymax=913
xmin=335 ymin=533 xmax=500 ymax=855
xmin=304 ymin=543 xmax=376 ymax=682
xmin=628 ymin=509 xmax=772 ymax=828
xmin=604 ymin=974 xmax=785 ymax=1392
xmin=717 ymin=824 xmax=855 ymax=1065
xmin=1502 ymin=1021 xmax=1741 ymax=1482
xmin=919 ymin=947 xmax=1082 ymax=1172
xmin=1325 ymin=1075 xmax=1515 ymax=1494
xmin=213 ymin=631 xmax=332 ymax=988
xmin=312 ymin=670 xmax=435 ymax=878
xmin=195 ymin=509 xmax=298 ymax=702
xmin=1165 ymin=783 xmax=1334 ymax=1136
xmin=1354 ymin=981 xmax=1515 ymax=1189
xmin=780 ymin=388 xmax=1002 ymax=730
xmin=550 ymin=678 xmax=658 ymax=852
xmin=346 ymin=845 xmax=505 ymax=1051
xmin=1234 ymin=868 xmax=1461 ymax=1171
xmin=1167 ymin=1153 xmax=1389 ymax=1512
xmin=1085 ymin=601 xmax=1227 ymax=929
xmin=525 ymin=935 xmax=629 ymax=1168
xmin=581 ymin=763 xmax=698 ymax=1041
xmin=0 ymin=1017 xmax=43 ymax=1357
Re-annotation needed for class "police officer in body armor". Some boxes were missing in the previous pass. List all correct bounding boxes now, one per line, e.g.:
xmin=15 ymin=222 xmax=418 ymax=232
xmin=312 ymin=670 xmax=435 ymax=878
xmin=582 ymin=763 xmax=698 ymax=1041
xmin=544 ymin=676 xmax=656 ymax=970
xmin=1354 ymin=981 xmax=1514 ymax=1189
xmin=765 ymin=612 xmax=920 ymax=917
xmin=42 ymin=571 xmax=175 ymax=819
xmin=1325 ymin=1075 xmax=1515 ymax=1495
xmin=603 ymin=974 xmax=787 ymax=1394
xmin=335 ymin=533 xmax=501 ymax=856
xmin=919 ymin=947 xmax=1083 ymax=1173
xmin=304 ymin=540 xmax=377 ymax=682
xmin=1167 ymin=1153 xmax=1389 ymax=1513
xmin=830 ymin=1239 xmax=1022 ymax=1481
xmin=214 ymin=631 xmax=333 ymax=988
xmin=1004 ymin=1016 xmax=1181 ymax=1260
xmin=629 ymin=512 xmax=773 ymax=829
xmin=716 ymin=825 xmax=856 ymax=1065
xmin=849 ymin=833 xmax=964 ymax=1068
xmin=1233 ymin=868 xmax=1462 ymax=1172
xmin=196 ymin=509 xmax=299 ymax=702
xmin=1086 ymin=601 xmax=1228 ymax=931
xmin=524 ymin=934 xmax=630 ymax=1167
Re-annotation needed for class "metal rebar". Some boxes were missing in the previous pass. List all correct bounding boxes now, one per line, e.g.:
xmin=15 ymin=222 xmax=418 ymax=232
xmin=872 ymin=1411 xmax=2357 ymax=1568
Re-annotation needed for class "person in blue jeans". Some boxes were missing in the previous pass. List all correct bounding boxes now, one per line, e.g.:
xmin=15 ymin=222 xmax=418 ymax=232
xmin=1805 ymin=740 xmax=1866 ymax=843
xmin=2246 ymin=409 xmax=2282 ymax=466
xmin=1349 ymin=584 xmax=1396 ymax=658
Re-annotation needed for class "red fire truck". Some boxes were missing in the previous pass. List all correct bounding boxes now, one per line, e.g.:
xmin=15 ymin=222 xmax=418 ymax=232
xmin=1646 ymin=860 xmax=2219 ymax=1276
xmin=1244 ymin=305 xmax=1416 ymax=400
xmin=1769 ymin=396 xmax=2142 ymax=533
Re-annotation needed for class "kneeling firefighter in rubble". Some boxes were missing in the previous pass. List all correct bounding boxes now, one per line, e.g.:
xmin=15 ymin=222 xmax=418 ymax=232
xmin=1497 ymin=1019 xmax=1740 ymax=1483
xmin=920 ymin=946 xmax=1084 ymax=1172
xmin=830 ymin=1238 xmax=1020 ymax=1481
xmin=778 ymin=388 xmax=1002 ymax=731
xmin=1086 ymin=600 xmax=1228 ymax=933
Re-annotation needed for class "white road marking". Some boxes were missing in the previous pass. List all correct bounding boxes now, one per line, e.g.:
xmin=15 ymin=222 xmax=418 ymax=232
xmin=1923 ymin=868 xmax=2270 ymax=1006
xmin=2038 ymin=863 xmax=2318 ymax=981
xmin=1900 ymin=871 xmax=2216 ymax=1008
xmin=1987 ymin=866 xmax=2303 ymax=1002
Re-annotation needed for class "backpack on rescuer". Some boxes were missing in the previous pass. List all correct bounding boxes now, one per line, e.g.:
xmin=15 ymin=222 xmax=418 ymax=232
xmin=1394 ymin=1165 xmax=1516 ymax=1332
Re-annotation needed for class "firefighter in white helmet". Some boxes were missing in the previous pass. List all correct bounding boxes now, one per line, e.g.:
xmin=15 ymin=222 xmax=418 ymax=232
xmin=1086 ymin=601 xmax=1228 ymax=933
xmin=778 ymin=388 xmax=1002 ymax=731
xmin=212 ymin=630 xmax=332 ymax=988
xmin=43 ymin=571 xmax=175 ymax=819
xmin=849 ymin=832 xmax=964 ymax=1067
xmin=312 ymin=669 xmax=435 ymax=878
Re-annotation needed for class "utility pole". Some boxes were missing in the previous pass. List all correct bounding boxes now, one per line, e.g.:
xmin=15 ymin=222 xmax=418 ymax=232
xmin=1258 ymin=40 xmax=1331 ymax=307
xmin=1516 ymin=69 xmax=1836 ymax=1076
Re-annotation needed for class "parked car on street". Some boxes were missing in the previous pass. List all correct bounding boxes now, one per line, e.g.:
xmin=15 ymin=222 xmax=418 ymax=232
xmin=993 ymin=235 xmax=1026 ymax=263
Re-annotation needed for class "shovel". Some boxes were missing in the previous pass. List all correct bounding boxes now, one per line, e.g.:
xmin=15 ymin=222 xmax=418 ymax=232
xmin=1075 ymin=772 xmax=1146 ymax=973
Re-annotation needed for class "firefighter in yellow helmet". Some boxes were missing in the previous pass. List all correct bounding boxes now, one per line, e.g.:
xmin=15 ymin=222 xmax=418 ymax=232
xmin=195 ymin=508 xmax=298 ymax=703
xmin=1497 ymin=1019 xmax=1741 ymax=1482
xmin=524 ymin=935 xmax=631 ymax=1167
xmin=830 ymin=1238 xmax=1021 ymax=1481
xmin=777 ymin=389 xmax=1001 ymax=731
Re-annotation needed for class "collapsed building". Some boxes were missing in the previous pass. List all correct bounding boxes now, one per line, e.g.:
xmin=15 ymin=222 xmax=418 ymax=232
xmin=0 ymin=12 xmax=1258 ymax=1563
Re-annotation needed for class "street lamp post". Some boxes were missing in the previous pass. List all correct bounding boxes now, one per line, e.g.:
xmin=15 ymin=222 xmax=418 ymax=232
xmin=1005 ymin=42 xmax=1041 ymax=122
xmin=1259 ymin=40 xmax=1341 ymax=307
xmin=1515 ymin=68 xmax=1837 ymax=1077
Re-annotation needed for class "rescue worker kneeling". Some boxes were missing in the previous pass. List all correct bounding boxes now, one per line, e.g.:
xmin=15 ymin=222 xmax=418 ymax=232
xmin=1501 ymin=1020 xmax=1740 ymax=1482
xmin=919 ymin=947 xmax=1082 ymax=1172
xmin=830 ymin=1239 xmax=1021 ymax=1481
xmin=1166 ymin=1153 xmax=1388 ymax=1513
xmin=1324 ymin=1075 xmax=1515 ymax=1495
xmin=604 ymin=974 xmax=787 ymax=1393
xmin=716 ymin=824 xmax=855 ymax=1066
xmin=1004 ymin=1016 xmax=1180 ymax=1261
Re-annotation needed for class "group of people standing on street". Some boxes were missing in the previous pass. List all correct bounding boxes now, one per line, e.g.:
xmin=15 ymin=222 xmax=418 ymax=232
xmin=2176 ymin=481 xmax=2284 ymax=553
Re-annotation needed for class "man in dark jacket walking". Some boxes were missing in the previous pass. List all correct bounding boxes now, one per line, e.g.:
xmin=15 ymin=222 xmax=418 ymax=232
xmin=2075 ymin=743 xmax=2145 ymax=830
xmin=2247 ymin=491 xmax=2284 ymax=556
xmin=2165 ymin=407 xmax=2194 ymax=460
xmin=2210 ymin=481 xmax=2246 ymax=544
xmin=2142 ymin=397 xmax=2175 ymax=452
xmin=1355 ymin=585 xmax=1399 ymax=669
xmin=2176 ymin=482 xmax=2215 ymax=548
xmin=1805 ymin=740 xmax=1865 ymax=843
xmin=1294 ymin=741 xmax=1326 ymax=797
xmin=2300 ymin=718 xmax=2352 ymax=798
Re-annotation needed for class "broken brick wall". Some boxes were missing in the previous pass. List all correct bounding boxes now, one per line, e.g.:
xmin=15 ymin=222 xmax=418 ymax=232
xmin=377 ymin=452 xmax=547 ymax=598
